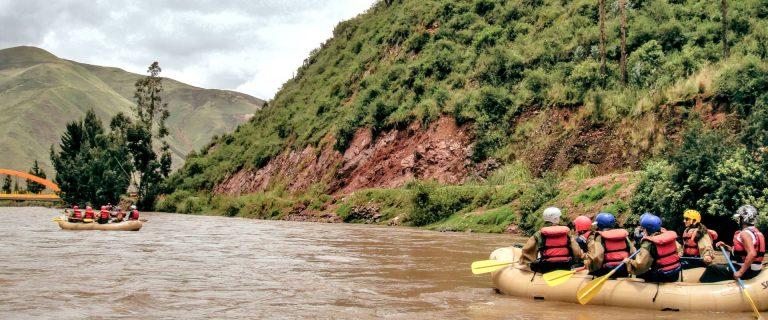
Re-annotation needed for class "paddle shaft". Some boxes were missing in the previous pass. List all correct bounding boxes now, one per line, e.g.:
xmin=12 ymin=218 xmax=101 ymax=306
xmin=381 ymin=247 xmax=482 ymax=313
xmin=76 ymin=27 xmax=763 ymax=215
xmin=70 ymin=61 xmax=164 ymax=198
xmin=577 ymin=250 xmax=640 ymax=304
xmin=721 ymin=246 xmax=762 ymax=319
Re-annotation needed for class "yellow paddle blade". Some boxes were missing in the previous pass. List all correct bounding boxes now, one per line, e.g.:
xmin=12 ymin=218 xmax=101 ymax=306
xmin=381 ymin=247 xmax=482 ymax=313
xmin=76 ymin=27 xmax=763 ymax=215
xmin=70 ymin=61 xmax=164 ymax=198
xmin=83 ymin=218 xmax=94 ymax=223
xmin=471 ymin=260 xmax=513 ymax=275
xmin=742 ymin=285 xmax=763 ymax=319
xmin=543 ymin=267 xmax=585 ymax=287
xmin=52 ymin=217 xmax=62 ymax=222
xmin=576 ymin=269 xmax=616 ymax=304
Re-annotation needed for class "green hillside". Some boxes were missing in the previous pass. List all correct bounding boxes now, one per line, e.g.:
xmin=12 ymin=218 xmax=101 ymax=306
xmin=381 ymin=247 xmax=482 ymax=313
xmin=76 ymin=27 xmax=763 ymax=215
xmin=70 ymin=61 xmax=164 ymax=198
xmin=0 ymin=46 xmax=265 ymax=174
xmin=164 ymin=0 xmax=768 ymax=233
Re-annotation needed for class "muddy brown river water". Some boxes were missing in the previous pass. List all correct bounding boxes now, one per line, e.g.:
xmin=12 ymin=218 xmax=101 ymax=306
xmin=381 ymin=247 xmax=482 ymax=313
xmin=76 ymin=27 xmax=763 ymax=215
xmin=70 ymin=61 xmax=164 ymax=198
xmin=0 ymin=207 xmax=756 ymax=319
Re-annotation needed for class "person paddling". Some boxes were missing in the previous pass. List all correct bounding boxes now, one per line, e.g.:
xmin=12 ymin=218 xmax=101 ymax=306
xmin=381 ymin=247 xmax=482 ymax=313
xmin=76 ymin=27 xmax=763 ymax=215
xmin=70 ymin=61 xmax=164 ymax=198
xmin=68 ymin=205 xmax=83 ymax=222
xmin=127 ymin=205 xmax=140 ymax=221
xmin=519 ymin=207 xmax=582 ymax=273
xmin=623 ymin=214 xmax=682 ymax=282
xmin=574 ymin=216 xmax=592 ymax=253
xmin=97 ymin=206 xmax=110 ymax=224
xmin=83 ymin=206 xmax=95 ymax=222
xmin=584 ymin=212 xmax=634 ymax=278
xmin=699 ymin=205 xmax=765 ymax=282
xmin=113 ymin=207 xmax=125 ymax=223
xmin=680 ymin=209 xmax=716 ymax=269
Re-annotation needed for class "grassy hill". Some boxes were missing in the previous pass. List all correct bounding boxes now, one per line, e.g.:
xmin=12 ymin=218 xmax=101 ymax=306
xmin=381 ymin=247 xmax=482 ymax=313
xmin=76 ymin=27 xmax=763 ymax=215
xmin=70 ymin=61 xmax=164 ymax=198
xmin=163 ymin=0 xmax=768 ymax=234
xmin=0 ymin=46 xmax=265 ymax=174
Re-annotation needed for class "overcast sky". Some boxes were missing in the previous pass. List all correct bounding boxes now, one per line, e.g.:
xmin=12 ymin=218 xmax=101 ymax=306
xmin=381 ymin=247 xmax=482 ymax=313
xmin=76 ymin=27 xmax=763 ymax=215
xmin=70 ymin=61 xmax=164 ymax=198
xmin=0 ymin=0 xmax=377 ymax=100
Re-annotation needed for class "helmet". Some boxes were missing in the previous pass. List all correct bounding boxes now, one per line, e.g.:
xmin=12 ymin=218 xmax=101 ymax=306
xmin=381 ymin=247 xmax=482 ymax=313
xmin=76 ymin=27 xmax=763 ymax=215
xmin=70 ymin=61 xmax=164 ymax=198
xmin=640 ymin=214 xmax=662 ymax=234
xmin=101 ymin=206 xmax=107 ymax=211
xmin=595 ymin=212 xmax=616 ymax=229
xmin=542 ymin=207 xmax=562 ymax=224
xmin=73 ymin=205 xmax=79 ymax=209
xmin=574 ymin=216 xmax=592 ymax=232
xmin=683 ymin=209 xmax=701 ymax=224
xmin=639 ymin=212 xmax=652 ymax=225
xmin=130 ymin=205 xmax=137 ymax=210
xmin=734 ymin=205 xmax=758 ymax=225
xmin=86 ymin=206 xmax=92 ymax=210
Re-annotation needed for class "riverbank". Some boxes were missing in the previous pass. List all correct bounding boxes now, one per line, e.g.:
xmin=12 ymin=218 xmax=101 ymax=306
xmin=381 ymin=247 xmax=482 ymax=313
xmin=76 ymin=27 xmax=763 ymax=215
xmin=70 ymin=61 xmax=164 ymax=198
xmin=157 ymin=165 xmax=640 ymax=236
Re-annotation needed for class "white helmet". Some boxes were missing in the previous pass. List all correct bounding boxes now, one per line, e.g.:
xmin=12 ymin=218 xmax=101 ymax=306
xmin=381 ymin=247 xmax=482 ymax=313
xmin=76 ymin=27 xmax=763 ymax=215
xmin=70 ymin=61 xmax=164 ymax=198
xmin=130 ymin=205 xmax=137 ymax=210
xmin=543 ymin=207 xmax=562 ymax=224
xmin=734 ymin=205 xmax=758 ymax=225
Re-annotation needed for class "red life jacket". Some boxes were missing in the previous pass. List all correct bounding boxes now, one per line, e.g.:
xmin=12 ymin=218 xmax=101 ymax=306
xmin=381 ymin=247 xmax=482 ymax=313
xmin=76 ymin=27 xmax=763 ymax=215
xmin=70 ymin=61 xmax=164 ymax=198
xmin=100 ymin=210 xmax=110 ymax=219
xmin=538 ymin=226 xmax=572 ymax=262
xmin=733 ymin=227 xmax=765 ymax=269
xmin=73 ymin=209 xmax=82 ymax=219
xmin=129 ymin=210 xmax=139 ymax=220
xmin=598 ymin=229 xmax=630 ymax=268
xmin=84 ymin=209 xmax=94 ymax=219
xmin=682 ymin=227 xmax=718 ymax=257
xmin=643 ymin=231 xmax=681 ymax=273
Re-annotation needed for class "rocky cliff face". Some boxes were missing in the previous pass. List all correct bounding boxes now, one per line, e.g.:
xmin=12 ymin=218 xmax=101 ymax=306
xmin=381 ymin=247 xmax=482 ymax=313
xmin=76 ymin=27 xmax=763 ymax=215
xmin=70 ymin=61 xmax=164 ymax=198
xmin=213 ymin=116 xmax=474 ymax=196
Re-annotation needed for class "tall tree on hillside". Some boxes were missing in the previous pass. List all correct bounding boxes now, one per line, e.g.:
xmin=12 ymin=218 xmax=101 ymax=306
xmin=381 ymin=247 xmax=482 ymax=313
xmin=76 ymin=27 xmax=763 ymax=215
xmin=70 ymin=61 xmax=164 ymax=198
xmin=26 ymin=160 xmax=47 ymax=194
xmin=722 ymin=0 xmax=729 ymax=58
xmin=619 ymin=0 xmax=627 ymax=85
xmin=2 ymin=175 xmax=11 ymax=193
xmin=129 ymin=62 xmax=172 ymax=209
xmin=599 ymin=0 xmax=606 ymax=84
xmin=12 ymin=178 xmax=20 ymax=193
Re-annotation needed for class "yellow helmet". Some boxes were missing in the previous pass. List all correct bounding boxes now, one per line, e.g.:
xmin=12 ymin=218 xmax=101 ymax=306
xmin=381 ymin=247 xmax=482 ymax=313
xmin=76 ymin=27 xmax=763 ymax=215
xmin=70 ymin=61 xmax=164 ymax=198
xmin=683 ymin=209 xmax=701 ymax=224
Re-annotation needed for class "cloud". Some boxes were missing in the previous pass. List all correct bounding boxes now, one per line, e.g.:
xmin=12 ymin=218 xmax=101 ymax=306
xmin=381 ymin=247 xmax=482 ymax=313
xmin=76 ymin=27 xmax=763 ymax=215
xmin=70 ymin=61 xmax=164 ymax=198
xmin=0 ymin=0 xmax=377 ymax=99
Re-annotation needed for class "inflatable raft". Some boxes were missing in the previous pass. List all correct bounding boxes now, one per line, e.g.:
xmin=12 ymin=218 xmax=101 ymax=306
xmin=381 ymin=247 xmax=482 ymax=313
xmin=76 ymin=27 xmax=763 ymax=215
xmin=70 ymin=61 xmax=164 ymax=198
xmin=57 ymin=220 xmax=142 ymax=231
xmin=490 ymin=247 xmax=768 ymax=312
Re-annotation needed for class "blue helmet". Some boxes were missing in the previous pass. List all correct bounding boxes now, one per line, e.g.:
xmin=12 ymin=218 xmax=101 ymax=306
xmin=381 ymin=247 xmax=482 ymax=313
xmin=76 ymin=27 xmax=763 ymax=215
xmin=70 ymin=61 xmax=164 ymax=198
xmin=595 ymin=212 xmax=616 ymax=229
xmin=639 ymin=212 xmax=652 ymax=225
xmin=640 ymin=214 xmax=662 ymax=234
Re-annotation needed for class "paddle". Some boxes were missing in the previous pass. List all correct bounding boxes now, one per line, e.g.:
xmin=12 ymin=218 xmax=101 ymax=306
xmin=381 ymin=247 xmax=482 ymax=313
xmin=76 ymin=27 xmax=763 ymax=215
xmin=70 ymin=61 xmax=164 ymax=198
xmin=721 ymin=246 xmax=763 ymax=319
xmin=471 ymin=260 xmax=515 ymax=275
xmin=543 ymin=266 xmax=587 ymax=287
xmin=577 ymin=250 xmax=640 ymax=305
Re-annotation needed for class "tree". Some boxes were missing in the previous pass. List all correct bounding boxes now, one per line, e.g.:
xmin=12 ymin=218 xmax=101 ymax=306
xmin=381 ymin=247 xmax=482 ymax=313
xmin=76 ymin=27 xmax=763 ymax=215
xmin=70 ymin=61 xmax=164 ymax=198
xmin=12 ymin=178 xmax=20 ymax=193
xmin=129 ymin=62 xmax=172 ymax=209
xmin=2 ymin=175 xmax=10 ymax=193
xmin=619 ymin=0 xmax=627 ymax=85
xmin=26 ymin=160 xmax=47 ymax=194
xmin=598 ymin=0 xmax=606 ymax=83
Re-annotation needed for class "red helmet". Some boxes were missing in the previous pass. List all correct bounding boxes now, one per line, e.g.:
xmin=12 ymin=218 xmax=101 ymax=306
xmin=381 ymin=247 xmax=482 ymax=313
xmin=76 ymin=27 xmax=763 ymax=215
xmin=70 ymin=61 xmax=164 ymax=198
xmin=86 ymin=206 xmax=93 ymax=212
xmin=574 ymin=215 xmax=592 ymax=232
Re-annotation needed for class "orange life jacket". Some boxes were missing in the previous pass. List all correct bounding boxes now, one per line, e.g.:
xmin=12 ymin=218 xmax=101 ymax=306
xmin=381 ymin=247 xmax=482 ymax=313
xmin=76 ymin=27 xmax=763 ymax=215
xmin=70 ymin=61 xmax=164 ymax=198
xmin=538 ymin=226 xmax=572 ymax=262
xmin=733 ymin=227 xmax=765 ymax=269
xmin=73 ymin=209 xmax=82 ymax=219
xmin=643 ymin=230 xmax=681 ymax=273
xmin=100 ymin=210 xmax=110 ymax=219
xmin=598 ymin=229 xmax=630 ymax=268
xmin=129 ymin=210 xmax=139 ymax=220
xmin=682 ymin=227 xmax=718 ymax=257
xmin=84 ymin=209 xmax=94 ymax=219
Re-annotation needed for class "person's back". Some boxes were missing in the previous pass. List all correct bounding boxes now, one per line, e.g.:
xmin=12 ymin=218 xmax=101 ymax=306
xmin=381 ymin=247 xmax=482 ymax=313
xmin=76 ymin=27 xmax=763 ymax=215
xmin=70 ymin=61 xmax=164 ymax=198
xmin=574 ymin=216 xmax=592 ymax=254
xmin=519 ymin=207 xmax=581 ymax=273
xmin=127 ymin=205 xmax=139 ymax=221
xmin=68 ymin=205 xmax=83 ymax=222
xmin=626 ymin=214 xmax=681 ymax=282
xmin=585 ymin=213 xmax=632 ymax=278
xmin=97 ymin=206 xmax=110 ymax=224
xmin=83 ymin=206 xmax=95 ymax=221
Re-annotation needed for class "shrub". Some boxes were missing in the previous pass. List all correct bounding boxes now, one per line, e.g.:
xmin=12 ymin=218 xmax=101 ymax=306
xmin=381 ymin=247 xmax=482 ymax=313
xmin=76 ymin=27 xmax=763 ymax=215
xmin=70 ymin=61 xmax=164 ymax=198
xmin=628 ymin=40 xmax=665 ymax=88
xmin=714 ymin=57 xmax=768 ymax=117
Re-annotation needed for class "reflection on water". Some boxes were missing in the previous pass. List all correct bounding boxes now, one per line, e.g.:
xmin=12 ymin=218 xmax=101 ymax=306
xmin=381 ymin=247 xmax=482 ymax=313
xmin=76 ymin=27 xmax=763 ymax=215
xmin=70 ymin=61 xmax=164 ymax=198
xmin=0 ymin=207 xmax=755 ymax=319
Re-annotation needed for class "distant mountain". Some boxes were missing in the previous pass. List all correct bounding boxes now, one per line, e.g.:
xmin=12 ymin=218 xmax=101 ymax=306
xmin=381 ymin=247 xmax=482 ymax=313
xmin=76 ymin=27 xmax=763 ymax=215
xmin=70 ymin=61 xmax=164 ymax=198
xmin=0 ymin=46 xmax=265 ymax=174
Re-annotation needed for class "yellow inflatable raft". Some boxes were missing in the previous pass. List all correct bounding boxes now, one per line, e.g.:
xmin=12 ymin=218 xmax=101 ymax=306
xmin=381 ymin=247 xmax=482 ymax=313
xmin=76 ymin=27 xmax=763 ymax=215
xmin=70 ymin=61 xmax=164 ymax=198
xmin=57 ymin=220 xmax=142 ymax=231
xmin=490 ymin=247 xmax=768 ymax=312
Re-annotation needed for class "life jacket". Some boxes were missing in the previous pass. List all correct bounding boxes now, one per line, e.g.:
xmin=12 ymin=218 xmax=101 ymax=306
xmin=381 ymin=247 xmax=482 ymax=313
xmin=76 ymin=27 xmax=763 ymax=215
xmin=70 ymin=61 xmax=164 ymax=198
xmin=538 ymin=226 xmax=572 ymax=262
xmin=681 ymin=227 xmax=718 ymax=257
xmin=84 ymin=209 xmax=94 ymax=219
xmin=598 ymin=229 xmax=630 ymax=268
xmin=733 ymin=227 xmax=766 ymax=270
xmin=129 ymin=210 xmax=139 ymax=220
xmin=72 ymin=209 xmax=82 ymax=219
xmin=643 ymin=230 xmax=681 ymax=274
xmin=100 ymin=210 xmax=110 ymax=219
xmin=576 ymin=231 xmax=592 ymax=252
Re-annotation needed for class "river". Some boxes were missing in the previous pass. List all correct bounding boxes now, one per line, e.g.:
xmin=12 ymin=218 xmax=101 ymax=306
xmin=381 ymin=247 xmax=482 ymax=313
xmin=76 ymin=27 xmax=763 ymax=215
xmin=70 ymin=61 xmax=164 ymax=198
xmin=0 ymin=207 xmax=755 ymax=319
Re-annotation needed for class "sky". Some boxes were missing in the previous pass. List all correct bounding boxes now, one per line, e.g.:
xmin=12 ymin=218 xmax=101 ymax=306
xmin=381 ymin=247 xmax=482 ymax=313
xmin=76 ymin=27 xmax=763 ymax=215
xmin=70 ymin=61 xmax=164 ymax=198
xmin=0 ymin=0 xmax=378 ymax=100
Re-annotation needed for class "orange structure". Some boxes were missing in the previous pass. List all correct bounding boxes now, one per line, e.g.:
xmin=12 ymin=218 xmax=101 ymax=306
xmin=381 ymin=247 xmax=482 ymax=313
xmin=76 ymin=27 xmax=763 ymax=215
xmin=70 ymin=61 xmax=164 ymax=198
xmin=0 ymin=169 xmax=61 ymax=197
